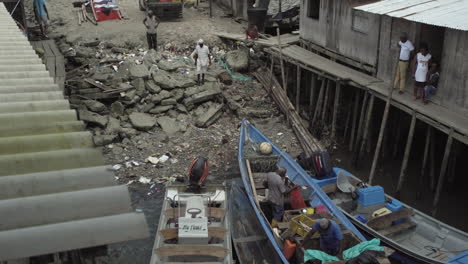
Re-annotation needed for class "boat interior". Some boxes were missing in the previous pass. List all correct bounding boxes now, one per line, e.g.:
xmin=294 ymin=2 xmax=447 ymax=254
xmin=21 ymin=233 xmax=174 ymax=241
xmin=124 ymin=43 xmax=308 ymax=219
xmin=150 ymin=184 xmax=232 ymax=264
xmin=243 ymin=150 xmax=391 ymax=264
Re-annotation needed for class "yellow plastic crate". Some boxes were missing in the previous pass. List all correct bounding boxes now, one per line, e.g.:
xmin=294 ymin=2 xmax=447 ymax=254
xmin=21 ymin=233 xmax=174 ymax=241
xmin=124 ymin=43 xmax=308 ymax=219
xmin=290 ymin=214 xmax=317 ymax=237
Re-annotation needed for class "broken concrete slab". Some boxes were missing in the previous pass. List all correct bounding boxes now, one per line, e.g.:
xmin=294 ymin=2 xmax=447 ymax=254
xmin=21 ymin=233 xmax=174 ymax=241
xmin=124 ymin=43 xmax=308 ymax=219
xmin=78 ymin=109 xmax=109 ymax=127
xmin=105 ymin=117 xmax=121 ymax=134
xmin=138 ymin=103 xmax=156 ymax=113
xmin=161 ymin=98 xmax=177 ymax=106
xmin=93 ymin=134 xmax=118 ymax=146
xmin=157 ymin=60 xmax=186 ymax=71
xmin=84 ymin=100 xmax=106 ymax=113
xmin=225 ymin=49 xmax=249 ymax=72
xmin=110 ymin=101 xmax=125 ymax=117
xmin=120 ymin=127 xmax=138 ymax=138
xmin=131 ymin=78 xmax=146 ymax=97
xmin=149 ymin=105 xmax=174 ymax=114
xmin=150 ymin=94 xmax=163 ymax=104
xmin=130 ymin=64 xmax=150 ymax=79
xmin=195 ymin=104 xmax=223 ymax=128
xmin=129 ymin=112 xmax=156 ymax=131
xmin=143 ymin=49 xmax=162 ymax=67
xmin=183 ymin=83 xmax=222 ymax=110
xmin=239 ymin=107 xmax=272 ymax=118
xmin=176 ymin=104 xmax=188 ymax=113
xmin=184 ymin=85 xmax=207 ymax=98
xmin=145 ymin=80 xmax=162 ymax=94
xmin=156 ymin=116 xmax=186 ymax=134
xmin=171 ymin=89 xmax=184 ymax=102
xmin=153 ymin=69 xmax=196 ymax=90
xmin=159 ymin=90 xmax=172 ymax=100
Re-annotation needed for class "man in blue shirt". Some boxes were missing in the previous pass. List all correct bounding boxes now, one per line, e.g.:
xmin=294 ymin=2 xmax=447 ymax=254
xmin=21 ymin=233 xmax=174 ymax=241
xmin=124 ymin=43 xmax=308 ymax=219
xmin=308 ymin=218 xmax=343 ymax=256
xmin=33 ymin=0 xmax=49 ymax=38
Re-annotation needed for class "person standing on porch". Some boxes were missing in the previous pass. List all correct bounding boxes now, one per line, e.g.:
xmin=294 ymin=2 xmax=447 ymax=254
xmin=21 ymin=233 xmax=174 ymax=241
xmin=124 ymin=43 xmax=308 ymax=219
xmin=413 ymin=43 xmax=432 ymax=100
xmin=143 ymin=10 xmax=160 ymax=50
xmin=394 ymin=32 xmax=414 ymax=94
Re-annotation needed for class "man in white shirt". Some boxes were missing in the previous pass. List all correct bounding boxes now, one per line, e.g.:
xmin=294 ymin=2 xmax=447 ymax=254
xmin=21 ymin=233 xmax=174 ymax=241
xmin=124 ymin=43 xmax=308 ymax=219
xmin=190 ymin=39 xmax=211 ymax=85
xmin=413 ymin=42 xmax=432 ymax=100
xmin=394 ymin=32 xmax=414 ymax=94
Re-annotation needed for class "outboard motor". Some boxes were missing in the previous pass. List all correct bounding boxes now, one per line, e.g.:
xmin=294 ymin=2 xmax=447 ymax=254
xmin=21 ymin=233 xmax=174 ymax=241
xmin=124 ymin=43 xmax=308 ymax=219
xmin=188 ymin=156 xmax=209 ymax=189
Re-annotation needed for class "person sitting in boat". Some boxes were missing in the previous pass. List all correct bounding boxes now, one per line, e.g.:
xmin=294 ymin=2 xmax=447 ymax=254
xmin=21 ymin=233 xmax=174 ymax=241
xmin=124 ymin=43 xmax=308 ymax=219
xmin=305 ymin=218 xmax=343 ymax=256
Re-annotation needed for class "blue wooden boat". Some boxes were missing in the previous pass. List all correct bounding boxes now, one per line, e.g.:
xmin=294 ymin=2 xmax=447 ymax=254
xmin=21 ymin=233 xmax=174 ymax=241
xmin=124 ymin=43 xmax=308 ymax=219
xmin=239 ymin=119 xmax=468 ymax=264
xmin=238 ymin=119 xmax=369 ymax=263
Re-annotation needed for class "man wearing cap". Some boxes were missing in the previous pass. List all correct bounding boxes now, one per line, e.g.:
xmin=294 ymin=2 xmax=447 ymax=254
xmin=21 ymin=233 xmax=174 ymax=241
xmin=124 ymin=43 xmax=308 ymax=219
xmin=394 ymin=32 xmax=415 ymax=94
xmin=305 ymin=218 xmax=343 ymax=256
xmin=190 ymin=39 xmax=211 ymax=85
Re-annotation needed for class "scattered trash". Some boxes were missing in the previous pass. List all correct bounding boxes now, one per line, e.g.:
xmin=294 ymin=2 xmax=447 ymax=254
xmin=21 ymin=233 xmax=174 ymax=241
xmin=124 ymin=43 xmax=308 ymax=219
xmin=112 ymin=164 xmax=122 ymax=170
xmin=131 ymin=161 xmax=140 ymax=166
xmin=139 ymin=176 xmax=152 ymax=184
xmin=126 ymin=180 xmax=135 ymax=185
xmin=135 ymin=208 xmax=143 ymax=213
xmin=107 ymin=144 xmax=114 ymax=149
xmin=159 ymin=154 xmax=170 ymax=163
xmin=114 ymin=176 xmax=119 ymax=180
xmin=146 ymin=156 xmax=160 ymax=164
xmin=170 ymin=158 xmax=179 ymax=164
xmin=277 ymin=132 xmax=284 ymax=136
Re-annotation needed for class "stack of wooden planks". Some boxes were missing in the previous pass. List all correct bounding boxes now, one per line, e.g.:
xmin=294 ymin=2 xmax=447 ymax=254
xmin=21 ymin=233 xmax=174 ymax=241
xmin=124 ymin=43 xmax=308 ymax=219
xmin=254 ymin=67 xmax=322 ymax=154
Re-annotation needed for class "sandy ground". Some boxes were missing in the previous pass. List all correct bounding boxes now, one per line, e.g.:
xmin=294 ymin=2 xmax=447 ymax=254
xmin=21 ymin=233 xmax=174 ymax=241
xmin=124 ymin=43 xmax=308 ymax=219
xmin=28 ymin=0 xmax=245 ymax=48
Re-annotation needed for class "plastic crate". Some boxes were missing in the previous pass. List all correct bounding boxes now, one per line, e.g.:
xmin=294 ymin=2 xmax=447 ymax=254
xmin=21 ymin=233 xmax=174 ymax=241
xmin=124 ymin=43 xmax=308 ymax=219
xmin=315 ymin=205 xmax=328 ymax=214
xmin=386 ymin=200 xmax=403 ymax=212
xmin=290 ymin=215 xmax=317 ymax=237
xmin=357 ymin=186 xmax=385 ymax=207
xmin=356 ymin=215 xmax=368 ymax=223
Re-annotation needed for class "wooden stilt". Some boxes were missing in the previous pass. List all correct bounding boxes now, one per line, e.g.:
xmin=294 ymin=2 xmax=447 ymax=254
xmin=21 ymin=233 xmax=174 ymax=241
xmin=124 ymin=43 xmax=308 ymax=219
xmin=395 ymin=111 xmax=417 ymax=196
xmin=343 ymin=100 xmax=352 ymax=140
xmin=429 ymin=131 xmax=436 ymax=191
xmin=321 ymin=80 xmax=331 ymax=122
xmin=355 ymin=94 xmax=375 ymax=167
xmin=417 ymin=126 xmax=432 ymax=199
xmin=368 ymin=88 xmax=394 ymax=185
xmin=331 ymin=81 xmax=341 ymax=139
xmin=349 ymin=90 xmax=360 ymax=151
xmin=277 ymin=27 xmax=286 ymax=92
xmin=432 ymin=128 xmax=454 ymax=216
xmin=269 ymin=57 xmax=275 ymax=92
xmin=296 ymin=65 xmax=301 ymax=111
xmin=448 ymin=142 xmax=458 ymax=184
xmin=311 ymin=78 xmax=326 ymax=128
xmin=309 ymin=73 xmax=317 ymax=119
xmin=354 ymin=91 xmax=369 ymax=152
xmin=366 ymin=117 xmax=373 ymax=154
xmin=392 ymin=113 xmax=402 ymax=159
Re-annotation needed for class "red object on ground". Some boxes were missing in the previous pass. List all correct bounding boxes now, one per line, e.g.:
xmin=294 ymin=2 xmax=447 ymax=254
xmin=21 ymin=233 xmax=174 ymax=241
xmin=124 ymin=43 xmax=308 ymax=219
xmin=91 ymin=0 xmax=122 ymax=22
xmin=315 ymin=205 xmax=328 ymax=214
xmin=290 ymin=188 xmax=307 ymax=209
xmin=283 ymin=239 xmax=296 ymax=260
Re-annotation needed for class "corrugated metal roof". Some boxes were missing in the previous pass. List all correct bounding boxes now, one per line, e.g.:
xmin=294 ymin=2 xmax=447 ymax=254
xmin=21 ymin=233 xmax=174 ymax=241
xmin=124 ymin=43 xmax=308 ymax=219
xmin=0 ymin=3 xmax=149 ymax=261
xmin=354 ymin=0 xmax=468 ymax=31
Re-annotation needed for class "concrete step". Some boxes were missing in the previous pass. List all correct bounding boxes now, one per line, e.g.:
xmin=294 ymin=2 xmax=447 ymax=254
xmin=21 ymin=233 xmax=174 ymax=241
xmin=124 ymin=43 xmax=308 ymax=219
xmin=0 ymin=131 xmax=94 ymax=155
xmin=0 ymin=100 xmax=70 ymax=113
xmin=0 ymin=64 xmax=46 ymax=72
xmin=0 ymin=42 xmax=31 ymax=47
xmin=0 ymin=71 xmax=50 ymax=79
xmin=0 ymin=77 xmax=54 ymax=86
xmin=0 ymin=91 xmax=63 ymax=103
xmin=0 ymin=121 xmax=85 ymax=138
xmin=0 ymin=84 xmax=60 ymax=94
xmin=0 ymin=54 xmax=40 ymax=60
xmin=0 ymin=58 xmax=44 ymax=65
xmin=0 ymin=148 xmax=104 ymax=176
xmin=0 ymin=50 xmax=37 ymax=56
xmin=0 ymin=110 xmax=78 ymax=131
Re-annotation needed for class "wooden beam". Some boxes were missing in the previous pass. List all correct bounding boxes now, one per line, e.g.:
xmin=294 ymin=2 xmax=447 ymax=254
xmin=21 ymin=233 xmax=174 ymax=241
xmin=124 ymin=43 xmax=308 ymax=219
xmin=331 ymin=81 xmax=341 ymax=139
xmin=311 ymin=79 xmax=326 ymax=128
xmin=349 ymin=90 xmax=360 ymax=151
xmin=321 ymin=79 xmax=331 ymax=122
xmin=417 ymin=126 xmax=432 ymax=199
xmin=354 ymin=91 xmax=369 ymax=152
xmin=164 ymin=207 xmax=225 ymax=219
xmin=156 ymin=245 xmax=228 ymax=258
xmin=246 ymin=159 xmax=261 ymax=209
xmin=308 ymin=73 xmax=317 ymax=117
xmin=277 ymin=27 xmax=287 ymax=91
xmin=296 ymin=65 xmax=301 ymax=111
xmin=355 ymin=94 xmax=375 ymax=167
xmin=432 ymin=128 xmax=454 ymax=216
xmin=160 ymin=227 xmax=227 ymax=240
xmin=396 ymin=111 xmax=417 ymax=195
xmin=369 ymin=88 xmax=393 ymax=185
xmin=343 ymin=100 xmax=352 ymax=140
xmin=429 ymin=131 xmax=436 ymax=191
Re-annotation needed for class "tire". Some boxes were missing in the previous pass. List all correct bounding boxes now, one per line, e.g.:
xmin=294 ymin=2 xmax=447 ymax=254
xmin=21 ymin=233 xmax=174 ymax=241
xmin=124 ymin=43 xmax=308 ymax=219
xmin=139 ymin=0 xmax=146 ymax=11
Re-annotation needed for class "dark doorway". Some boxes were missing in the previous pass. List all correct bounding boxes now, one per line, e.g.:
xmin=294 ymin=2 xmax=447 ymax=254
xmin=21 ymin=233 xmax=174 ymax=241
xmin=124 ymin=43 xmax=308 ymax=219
xmin=419 ymin=24 xmax=445 ymax=64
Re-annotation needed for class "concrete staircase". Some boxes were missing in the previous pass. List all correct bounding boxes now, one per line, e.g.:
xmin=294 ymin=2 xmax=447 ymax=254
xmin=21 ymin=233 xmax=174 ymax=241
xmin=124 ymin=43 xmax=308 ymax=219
xmin=0 ymin=4 xmax=148 ymax=261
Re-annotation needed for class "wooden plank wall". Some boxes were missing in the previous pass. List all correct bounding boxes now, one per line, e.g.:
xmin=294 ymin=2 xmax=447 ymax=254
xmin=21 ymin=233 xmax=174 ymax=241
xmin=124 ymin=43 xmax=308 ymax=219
xmin=438 ymin=29 xmax=468 ymax=117
xmin=30 ymin=40 xmax=65 ymax=90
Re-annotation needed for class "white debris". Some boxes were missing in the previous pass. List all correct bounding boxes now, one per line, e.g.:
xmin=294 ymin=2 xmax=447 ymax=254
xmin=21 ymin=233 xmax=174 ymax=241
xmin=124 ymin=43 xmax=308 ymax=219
xmin=112 ymin=164 xmax=122 ymax=170
xmin=146 ymin=156 xmax=160 ymax=164
xmin=159 ymin=154 xmax=170 ymax=163
xmin=138 ymin=176 xmax=152 ymax=184
xmin=107 ymin=144 xmax=114 ymax=149
xmin=126 ymin=180 xmax=135 ymax=185
xmin=131 ymin=161 xmax=140 ymax=166
xmin=277 ymin=132 xmax=284 ymax=136
xmin=114 ymin=176 xmax=119 ymax=180
xmin=125 ymin=161 xmax=132 ymax=168
xmin=170 ymin=158 xmax=178 ymax=164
